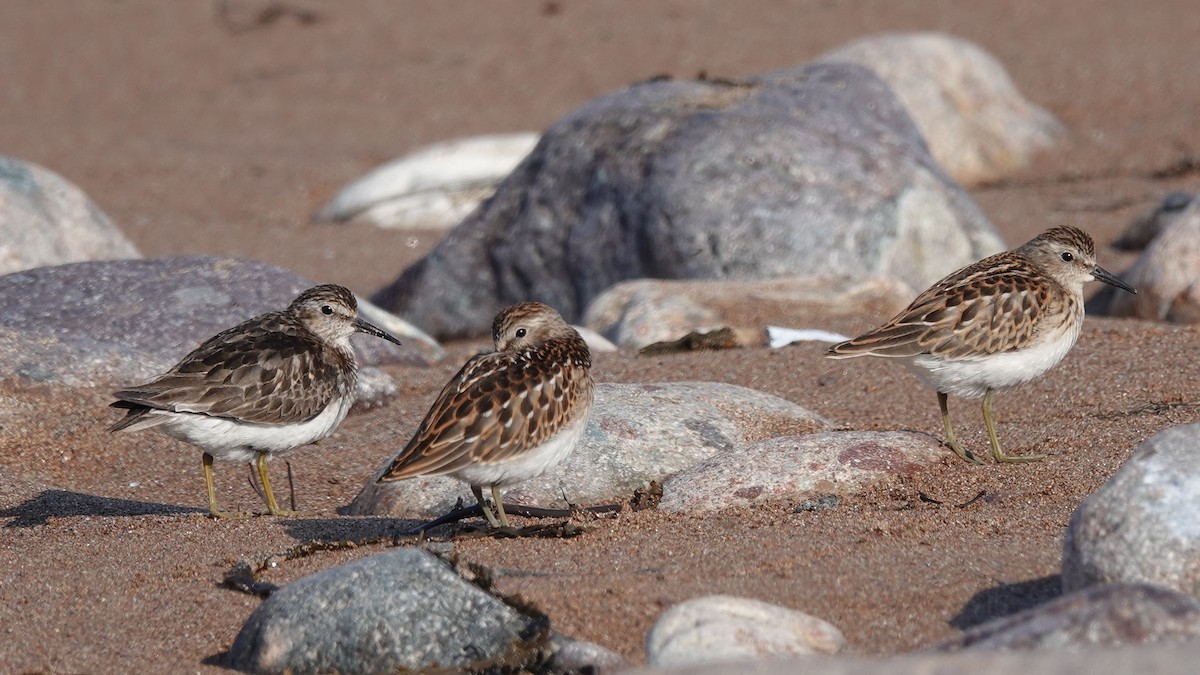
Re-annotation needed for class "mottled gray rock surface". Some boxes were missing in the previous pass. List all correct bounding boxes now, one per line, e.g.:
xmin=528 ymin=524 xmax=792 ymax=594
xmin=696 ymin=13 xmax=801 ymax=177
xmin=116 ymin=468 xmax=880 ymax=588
xmin=930 ymin=583 xmax=1200 ymax=652
xmin=374 ymin=62 xmax=1003 ymax=339
xmin=0 ymin=155 xmax=139 ymax=275
xmin=659 ymin=431 xmax=947 ymax=514
xmin=645 ymin=595 xmax=846 ymax=667
xmin=820 ymin=32 xmax=1065 ymax=186
xmin=1063 ymin=424 xmax=1200 ymax=596
xmin=0 ymin=256 xmax=438 ymax=389
xmin=348 ymin=381 xmax=831 ymax=517
xmin=228 ymin=548 xmax=547 ymax=673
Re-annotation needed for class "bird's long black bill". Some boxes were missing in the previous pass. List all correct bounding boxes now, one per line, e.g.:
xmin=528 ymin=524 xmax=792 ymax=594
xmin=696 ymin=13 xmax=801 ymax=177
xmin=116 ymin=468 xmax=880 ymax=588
xmin=1093 ymin=265 xmax=1137 ymax=295
xmin=354 ymin=318 xmax=404 ymax=346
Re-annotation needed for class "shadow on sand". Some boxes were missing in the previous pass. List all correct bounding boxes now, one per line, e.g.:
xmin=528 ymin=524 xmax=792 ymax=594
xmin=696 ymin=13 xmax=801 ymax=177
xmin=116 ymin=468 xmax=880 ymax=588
xmin=950 ymin=574 xmax=1063 ymax=630
xmin=0 ymin=489 xmax=203 ymax=528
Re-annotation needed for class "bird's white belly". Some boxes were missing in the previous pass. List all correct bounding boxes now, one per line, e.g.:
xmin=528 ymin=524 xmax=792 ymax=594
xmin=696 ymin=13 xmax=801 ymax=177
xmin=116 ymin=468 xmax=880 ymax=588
xmin=909 ymin=327 xmax=1081 ymax=398
xmin=453 ymin=412 xmax=590 ymax=488
xmin=153 ymin=396 xmax=353 ymax=463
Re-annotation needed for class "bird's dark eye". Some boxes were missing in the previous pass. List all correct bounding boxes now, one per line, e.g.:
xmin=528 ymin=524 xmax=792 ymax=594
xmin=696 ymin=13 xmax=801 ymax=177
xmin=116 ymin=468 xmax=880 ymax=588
xmin=515 ymin=327 xmax=527 ymax=338
xmin=321 ymin=305 xmax=334 ymax=315
xmin=1060 ymin=251 xmax=1074 ymax=262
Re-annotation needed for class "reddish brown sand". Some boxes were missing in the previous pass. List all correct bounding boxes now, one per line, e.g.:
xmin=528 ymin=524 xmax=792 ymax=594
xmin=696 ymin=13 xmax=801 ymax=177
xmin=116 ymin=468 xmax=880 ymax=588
xmin=2 ymin=1 xmax=1200 ymax=672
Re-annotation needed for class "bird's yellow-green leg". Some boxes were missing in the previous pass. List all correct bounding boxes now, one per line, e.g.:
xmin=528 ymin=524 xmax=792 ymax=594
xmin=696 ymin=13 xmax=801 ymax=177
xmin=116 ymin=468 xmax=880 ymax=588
xmin=255 ymin=453 xmax=308 ymax=516
xmin=938 ymin=392 xmax=983 ymax=465
xmin=982 ymin=389 xmax=1045 ymax=463
xmin=471 ymin=485 xmax=503 ymax=528
xmin=203 ymin=452 xmax=250 ymax=519
xmin=491 ymin=484 xmax=512 ymax=528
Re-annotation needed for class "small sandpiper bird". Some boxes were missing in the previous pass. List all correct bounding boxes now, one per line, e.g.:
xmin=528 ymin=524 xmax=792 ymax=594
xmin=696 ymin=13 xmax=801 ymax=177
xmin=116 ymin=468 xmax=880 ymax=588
xmin=376 ymin=301 xmax=593 ymax=528
xmin=827 ymin=226 xmax=1136 ymax=463
xmin=109 ymin=284 xmax=403 ymax=517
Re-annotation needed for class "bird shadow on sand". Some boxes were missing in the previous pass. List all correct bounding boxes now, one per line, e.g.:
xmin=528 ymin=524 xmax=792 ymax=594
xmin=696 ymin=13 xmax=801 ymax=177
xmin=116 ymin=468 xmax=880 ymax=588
xmin=0 ymin=489 xmax=204 ymax=528
xmin=278 ymin=508 xmax=593 ymax=545
xmin=200 ymin=652 xmax=231 ymax=670
xmin=950 ymin=574 xmax=1063 ymax=630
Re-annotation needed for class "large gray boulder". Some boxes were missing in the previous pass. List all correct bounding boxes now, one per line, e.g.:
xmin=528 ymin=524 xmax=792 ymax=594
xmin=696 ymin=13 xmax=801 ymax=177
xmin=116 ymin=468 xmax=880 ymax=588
xmin=228 ymin=548 xmax=548 ymax=673
xmin=373 ymin=62 xmax=1003 ymax=339
xmin=0 ymin=256 xmax=438 ymax=388
xmin=1063 ymin=424 xmax=1200 ymax=596
xmin=348 ymin=381 xmax=831 ymax=518
xmin=0 ymin=155 xmax=139 ymax=274
xmin=819 ymin=33 xmax=1065 ymax=186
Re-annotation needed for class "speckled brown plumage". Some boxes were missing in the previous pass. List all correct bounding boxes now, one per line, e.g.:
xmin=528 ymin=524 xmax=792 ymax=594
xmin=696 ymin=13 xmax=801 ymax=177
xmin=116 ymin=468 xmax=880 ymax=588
xmin=379 ymin=301 xmax=593 ymax=527
xmin=108 ymin=284 xmax=403 ymax=517
xmin=827 ymin=226 xmax=1135 ymax=463
xmin=110 ymin=307 xmax=353 ymax=428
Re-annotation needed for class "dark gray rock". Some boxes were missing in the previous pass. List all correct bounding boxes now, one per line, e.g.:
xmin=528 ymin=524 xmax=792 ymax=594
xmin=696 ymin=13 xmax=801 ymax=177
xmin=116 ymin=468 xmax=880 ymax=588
xmin=348 ymin=382 xmax=831 ymax=518
xmin=929 ymin=583 xmax=1200 ymax=652
xmin=227 ymin=548 xmax=548 ymax=673
xmin=0 ymin=155 xmax=139 ymax=275
xmin=1063 ymin=424 xmax=1200 ymax=596
xmin=658 ymin=431 xmax=947 ymax=514
xmin=0 ymin=256 xmax=438 ymax=389
xmin=373 ymin=62 xmax=1003 ymax=339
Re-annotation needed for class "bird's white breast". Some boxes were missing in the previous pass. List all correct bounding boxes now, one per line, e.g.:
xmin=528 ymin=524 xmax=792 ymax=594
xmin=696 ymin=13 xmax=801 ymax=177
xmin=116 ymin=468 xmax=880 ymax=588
xmin=150 ymin=395 xmax=354 ymax=463
xmin=908 ymin=319 xmax=1082 ymax=398
xmin=452 ymin=411 xmax=591 ymax=488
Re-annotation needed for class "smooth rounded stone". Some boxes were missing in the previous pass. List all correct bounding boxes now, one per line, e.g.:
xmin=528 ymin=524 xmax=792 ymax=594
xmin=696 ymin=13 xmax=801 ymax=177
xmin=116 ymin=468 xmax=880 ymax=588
xmin=0 ymin=256 xmax=439 ymax=389
xmin=1113 ymin=191 xmax=1194 ymax=251
xmin=373 ymin=62 xmax=1003 ymax=340
xmin=1063 ymin=424 xmax=1200 ymax=596
xmin=928 ymin=583 xmax=1200 ymax=653
xmin=819 ymin=32 xmax=1065 ymax=186
xmin=645 ymin=595 xmax=846 ymax=668
xmin=658 ymin=431 xmax=946 ymax=514
xmin=570 ymin=324 xmax=619 ymax=353
xmin=1103 ymin=199 xmax=1200 ymax=323
xmin=601 ymin=291 xmax=722 ymax=350
xmin=347 ymin=381 xmax=831 ymax=517
xmin=0 ymin=155 xmax=140 ymax=275
xmin=227 ymin=548 xmax=546 ymax=673
xmin=547 ymin=633 xmax=631 ymax=674
xmin=584 ymin=276 xmax=915 ymax=349
xmin=313 ymin=132 xmax=540 ymax=229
